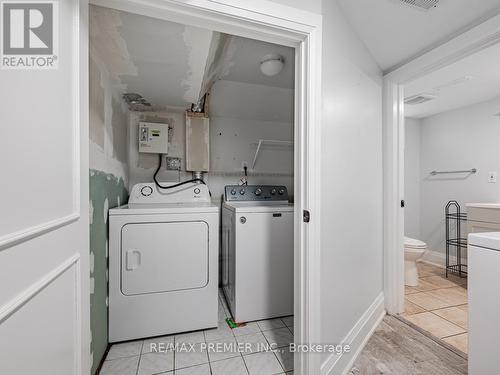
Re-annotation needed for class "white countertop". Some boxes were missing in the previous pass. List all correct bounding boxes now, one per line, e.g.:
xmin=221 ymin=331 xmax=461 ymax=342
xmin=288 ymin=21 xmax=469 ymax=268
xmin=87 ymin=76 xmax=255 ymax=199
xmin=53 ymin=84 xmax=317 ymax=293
xmin=469 ymin=232 xmax=500 ymax=250
xmin=466 ymin=203 xmax=500 ymax=209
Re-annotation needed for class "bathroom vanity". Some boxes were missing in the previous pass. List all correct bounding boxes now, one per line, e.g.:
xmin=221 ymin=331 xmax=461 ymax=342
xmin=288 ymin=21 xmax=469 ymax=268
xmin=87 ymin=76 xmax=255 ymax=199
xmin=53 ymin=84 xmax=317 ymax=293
xmin=467 ymin=203 xmax=500 ymax=234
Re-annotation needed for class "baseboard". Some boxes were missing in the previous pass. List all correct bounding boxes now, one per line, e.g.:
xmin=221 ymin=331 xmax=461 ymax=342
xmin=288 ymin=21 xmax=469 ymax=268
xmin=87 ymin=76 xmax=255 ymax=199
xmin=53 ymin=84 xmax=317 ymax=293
xmin=420 ymin=249 xmax=467 ymax=269
xmin=320 ymin=293 xmax=386 ymax=375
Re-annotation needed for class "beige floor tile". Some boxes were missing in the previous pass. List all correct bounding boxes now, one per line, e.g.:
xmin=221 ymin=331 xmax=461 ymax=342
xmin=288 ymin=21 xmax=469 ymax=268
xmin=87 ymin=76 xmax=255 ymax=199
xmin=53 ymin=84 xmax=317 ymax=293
xmin=433 ymin=307 xmax=468 ymax=329
xmin=420 ymin=275 xmax=459 ymax=289
xmin=405 ymin=285 xmax=419 ymax=295
xmin=404 ymin=299 xmax=426 ymax=315
xmin=426 ymin=287 xmax=467 ymax=306
xmin=414 ymin=279 xmax=441 ymax=292
xmin=417 ymin=263 xmax=444 ymax=277
xmin=404 ymin=312 xmax=466 ymax=338
xmin=406 ymin=292 xmax=454 ymax=311
xmin=442 ymin=333 xmax=468 ymax=354
xmin=457 ymin=304 xmax=468 ymax=312
xmin=446 ymin=274 xmax=468 ymax=287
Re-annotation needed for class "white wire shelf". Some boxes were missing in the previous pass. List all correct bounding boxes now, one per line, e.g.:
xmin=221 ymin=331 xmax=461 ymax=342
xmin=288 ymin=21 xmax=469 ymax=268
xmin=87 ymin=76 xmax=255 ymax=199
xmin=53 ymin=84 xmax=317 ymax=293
xmin=251 ymin=139 xmax=293 ymax=169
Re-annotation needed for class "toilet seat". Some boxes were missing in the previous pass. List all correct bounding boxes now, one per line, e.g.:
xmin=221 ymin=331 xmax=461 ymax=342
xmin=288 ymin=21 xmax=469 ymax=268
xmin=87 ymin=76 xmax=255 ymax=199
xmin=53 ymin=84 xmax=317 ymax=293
xmin=404 ymin=237 xmax=427 ymax=249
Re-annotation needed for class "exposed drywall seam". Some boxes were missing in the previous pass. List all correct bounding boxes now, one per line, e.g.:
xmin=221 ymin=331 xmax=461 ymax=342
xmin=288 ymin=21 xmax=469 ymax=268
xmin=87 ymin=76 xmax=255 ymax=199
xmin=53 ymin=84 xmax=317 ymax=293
xmin=89 ymin=6 xmax=138 ymax=80
xmin=199 ymin=34 xmax=235 ymax=100
xmin=89 ymin=43 xmax=130 ymax=183
xmin=182 ymin=28 xmax=215 ymax=103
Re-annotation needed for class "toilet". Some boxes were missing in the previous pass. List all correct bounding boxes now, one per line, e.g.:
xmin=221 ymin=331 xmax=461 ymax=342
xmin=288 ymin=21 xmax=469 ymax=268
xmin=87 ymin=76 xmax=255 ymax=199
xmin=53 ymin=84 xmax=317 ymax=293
xmin=404 ymin=237 xmax=427 ymax=286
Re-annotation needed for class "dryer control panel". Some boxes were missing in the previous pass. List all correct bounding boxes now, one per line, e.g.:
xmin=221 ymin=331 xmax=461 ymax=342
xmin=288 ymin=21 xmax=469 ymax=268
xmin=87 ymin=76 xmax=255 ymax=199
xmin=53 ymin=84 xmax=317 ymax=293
xmin=129 ymin=182 xmax=211 ymax=204
xmin=224 ymin=185 xmax=289 ymax=202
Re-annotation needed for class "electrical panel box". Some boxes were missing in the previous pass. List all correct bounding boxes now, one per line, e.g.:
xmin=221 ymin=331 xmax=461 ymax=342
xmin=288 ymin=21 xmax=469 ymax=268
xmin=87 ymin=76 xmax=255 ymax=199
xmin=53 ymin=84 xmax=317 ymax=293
xmin=138 ymin=122 xmax=169 ymax=154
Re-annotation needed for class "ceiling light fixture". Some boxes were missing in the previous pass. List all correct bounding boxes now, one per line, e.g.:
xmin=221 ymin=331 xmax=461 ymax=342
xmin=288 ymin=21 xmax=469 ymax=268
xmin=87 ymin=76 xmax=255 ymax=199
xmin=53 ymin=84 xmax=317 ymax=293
xmin=260 ymin=54 xmax=284 ymax=76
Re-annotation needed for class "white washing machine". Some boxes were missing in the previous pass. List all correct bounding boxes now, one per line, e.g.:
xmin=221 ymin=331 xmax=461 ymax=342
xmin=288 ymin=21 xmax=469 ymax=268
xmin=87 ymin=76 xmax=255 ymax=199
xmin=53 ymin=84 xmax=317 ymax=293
xmin=222 ymin=185 xmax=294 ymax=323
xmin=108 ymin=182 xmax=219 ymax=342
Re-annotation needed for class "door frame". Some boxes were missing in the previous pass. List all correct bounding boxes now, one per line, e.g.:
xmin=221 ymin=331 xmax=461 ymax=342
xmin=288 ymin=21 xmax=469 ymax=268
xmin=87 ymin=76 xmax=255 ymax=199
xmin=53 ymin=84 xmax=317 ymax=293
xmin=88 ymin=0 xmax=323 ymax=373
xmin=383 ymin=13 xmax=500 ymax=314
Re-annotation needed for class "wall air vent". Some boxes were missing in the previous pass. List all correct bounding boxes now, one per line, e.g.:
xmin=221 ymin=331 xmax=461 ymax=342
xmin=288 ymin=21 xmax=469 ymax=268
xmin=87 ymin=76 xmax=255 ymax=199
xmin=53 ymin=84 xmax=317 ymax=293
xmin=399 ymin=0 xmax=439 ymax=11
xmin=404 ymin=93 xmax=437 ymax=105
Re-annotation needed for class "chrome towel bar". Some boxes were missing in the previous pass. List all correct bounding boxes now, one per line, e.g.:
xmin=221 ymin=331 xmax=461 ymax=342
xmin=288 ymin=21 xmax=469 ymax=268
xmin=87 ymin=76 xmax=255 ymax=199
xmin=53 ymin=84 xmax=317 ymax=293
xmin=430 ymin=168 xmax=477 ymax=176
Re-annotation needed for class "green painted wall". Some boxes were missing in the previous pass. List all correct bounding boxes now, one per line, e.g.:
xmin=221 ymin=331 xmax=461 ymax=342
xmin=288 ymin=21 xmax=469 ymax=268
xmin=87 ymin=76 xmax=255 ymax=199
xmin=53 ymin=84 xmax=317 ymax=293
xmin=89 ymin=170 xmax=128 ymax=374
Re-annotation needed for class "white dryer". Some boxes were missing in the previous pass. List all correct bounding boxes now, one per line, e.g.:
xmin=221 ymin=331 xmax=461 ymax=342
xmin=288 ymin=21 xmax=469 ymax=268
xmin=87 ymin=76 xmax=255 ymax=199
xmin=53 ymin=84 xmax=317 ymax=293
xmin=109 ymin=182 xmax=219 ymax=342
xmin=222 ymin=185 xmax=294 ymax=323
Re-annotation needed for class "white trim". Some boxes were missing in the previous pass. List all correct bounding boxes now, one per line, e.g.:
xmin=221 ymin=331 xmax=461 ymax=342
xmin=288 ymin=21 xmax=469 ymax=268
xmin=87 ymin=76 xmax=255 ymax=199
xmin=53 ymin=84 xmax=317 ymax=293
xmin=383 ymin=14 xmax=500 ymax=315
xmin=87 ymin=1 xmax=322 ymax=373
xmin=386 ymin=13 xmax=500 ymax=83
xmin=78 ymin=2 xmax=90 ymax=374
xmin=320 ymin=293 xmax=386 ymax=375
xmin=0 ymin=254 xmax=82 ymax=375
xmin=74 ymin=255 xmax=83 ymax=375
xmin=0 ymin=254 xmax=80 ymax=323
xmin=0 ymin=213 xmax=80 ymax=251
xmin=383 ymin=81 xmax=406 ymax=315
xmin=0 ymin=0 xmax=84 ymax=252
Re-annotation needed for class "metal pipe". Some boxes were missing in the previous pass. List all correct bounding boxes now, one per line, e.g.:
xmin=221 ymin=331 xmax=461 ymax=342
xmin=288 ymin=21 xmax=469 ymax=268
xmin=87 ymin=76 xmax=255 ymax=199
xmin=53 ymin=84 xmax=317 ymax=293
xmin=192 ymin=171 xmax=203 ymax=182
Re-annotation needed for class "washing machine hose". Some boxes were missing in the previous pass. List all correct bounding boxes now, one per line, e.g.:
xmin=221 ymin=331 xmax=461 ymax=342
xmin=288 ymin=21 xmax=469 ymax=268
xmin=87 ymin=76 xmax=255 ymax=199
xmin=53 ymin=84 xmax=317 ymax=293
xmin=153 ymin=154 xmax=207 ymax=190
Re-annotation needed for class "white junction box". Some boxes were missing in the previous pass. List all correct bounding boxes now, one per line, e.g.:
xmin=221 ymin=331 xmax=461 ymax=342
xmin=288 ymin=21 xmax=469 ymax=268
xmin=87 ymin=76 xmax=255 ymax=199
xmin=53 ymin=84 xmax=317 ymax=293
xmin=139 ymin=122 xmax=169 ymax=154
xmin=186 ymin=114 xmax=209 ymax=172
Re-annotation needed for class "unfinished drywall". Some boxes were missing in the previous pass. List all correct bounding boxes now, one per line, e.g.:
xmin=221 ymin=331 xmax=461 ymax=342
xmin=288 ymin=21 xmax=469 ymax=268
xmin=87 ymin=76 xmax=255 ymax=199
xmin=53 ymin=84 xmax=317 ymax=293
xmin=88 ymin=171 xmax=127 ymax=374
xmin=90 ymin=5 xmax=215 ymax=109
xmin=128 ymin=111 xmax=188 ymax=187
xmin=127 ymin=78 xmax=295 ymax=200
xmin=89 ymin=46 xmax=130 ymax=374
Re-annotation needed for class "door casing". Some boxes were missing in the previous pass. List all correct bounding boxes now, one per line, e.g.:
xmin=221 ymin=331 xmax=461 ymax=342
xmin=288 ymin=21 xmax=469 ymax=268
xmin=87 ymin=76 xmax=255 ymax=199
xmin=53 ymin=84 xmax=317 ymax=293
xmin=89 ymin=0 xmax=323 ymax=373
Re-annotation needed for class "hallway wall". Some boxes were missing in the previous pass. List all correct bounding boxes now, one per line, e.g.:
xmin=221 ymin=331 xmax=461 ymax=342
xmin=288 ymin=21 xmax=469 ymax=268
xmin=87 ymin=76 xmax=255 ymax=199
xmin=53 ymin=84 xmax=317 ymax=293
xmin=320 ymin=0 xmax=384 ymax=373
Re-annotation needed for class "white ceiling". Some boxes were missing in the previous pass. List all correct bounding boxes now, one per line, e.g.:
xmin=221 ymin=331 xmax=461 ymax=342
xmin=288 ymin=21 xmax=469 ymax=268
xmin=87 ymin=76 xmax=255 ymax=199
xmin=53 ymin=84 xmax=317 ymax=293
xmin=222 ymin=36 xmax=294 ymax=89
xmin=90 ymin=6 xmax=294 ymax=110
xmin=404 ymin=42 xmax=500 ymax=118
xmin=337 ymin=0 xmax=500 ymax=72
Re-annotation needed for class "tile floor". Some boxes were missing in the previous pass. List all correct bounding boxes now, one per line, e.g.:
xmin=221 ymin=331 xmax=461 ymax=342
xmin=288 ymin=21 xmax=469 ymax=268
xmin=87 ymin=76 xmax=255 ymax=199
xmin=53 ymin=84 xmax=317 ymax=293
xmin=401 ymin=262 xmax=468 ymax=354
xmin=99 ymin=290 xmax=294 ymax=375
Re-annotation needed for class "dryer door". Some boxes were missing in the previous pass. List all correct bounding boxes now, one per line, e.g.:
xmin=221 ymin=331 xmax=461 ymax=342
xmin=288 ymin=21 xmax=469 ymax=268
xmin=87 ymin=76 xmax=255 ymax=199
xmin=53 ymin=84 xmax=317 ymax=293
xmin=121 ymin=221 xmax=209 ymax=295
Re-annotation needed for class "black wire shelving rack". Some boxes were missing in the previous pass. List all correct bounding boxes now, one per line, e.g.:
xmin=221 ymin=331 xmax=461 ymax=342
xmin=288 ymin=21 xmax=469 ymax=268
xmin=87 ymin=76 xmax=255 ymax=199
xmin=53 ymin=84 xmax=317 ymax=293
xmin=445 ymin=200 xmax=468 ymax=278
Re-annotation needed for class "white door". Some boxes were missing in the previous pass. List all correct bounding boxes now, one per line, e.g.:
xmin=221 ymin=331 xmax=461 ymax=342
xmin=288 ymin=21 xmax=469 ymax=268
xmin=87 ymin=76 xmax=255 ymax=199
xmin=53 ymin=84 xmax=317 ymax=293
xmin=121 ymin=221 xmax=209 ymax=295
xmin=0 ymin=1 xmax=90 ymax=374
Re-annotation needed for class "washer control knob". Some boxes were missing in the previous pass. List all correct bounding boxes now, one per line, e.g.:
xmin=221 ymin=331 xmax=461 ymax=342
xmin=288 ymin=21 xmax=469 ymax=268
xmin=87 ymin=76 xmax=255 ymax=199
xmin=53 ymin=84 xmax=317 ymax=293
xmin=255 ymin=188 xmax=262 ymax=196
xmin=240 ymin=216 xmax=247 ymax=224
xmin=231 ymin=189 xmax=237 ymax=195
xmin=239 ymin=189 xmax=246 ymax=195
xmin=140 ymin=186 xmax=153 ymax=196
xmin=278 ymin=188 xmax=285 ymax=195
xmin=194 ymin=188 xmax=201 ymax=195
xmin=270 ymin=188 xmax=277 ymax=195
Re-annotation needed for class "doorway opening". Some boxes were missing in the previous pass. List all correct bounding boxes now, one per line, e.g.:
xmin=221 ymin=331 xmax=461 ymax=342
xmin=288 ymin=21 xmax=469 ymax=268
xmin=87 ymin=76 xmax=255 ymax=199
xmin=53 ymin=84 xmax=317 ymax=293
xmin=384 ymin=26 xmax=500 ymax=357
xmin=87 ymin=1 xmax=322 ymax=374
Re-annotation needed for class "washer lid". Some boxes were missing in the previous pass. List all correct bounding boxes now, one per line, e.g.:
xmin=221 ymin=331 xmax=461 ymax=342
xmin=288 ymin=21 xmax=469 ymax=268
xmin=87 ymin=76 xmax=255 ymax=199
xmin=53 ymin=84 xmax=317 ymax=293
xmin=404 ymin=237 xmax=427 ymax=249
xmin=469 ymin=232 xmax=500 ymax=250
